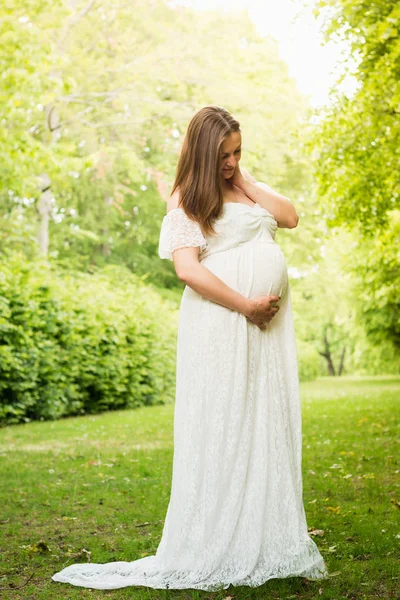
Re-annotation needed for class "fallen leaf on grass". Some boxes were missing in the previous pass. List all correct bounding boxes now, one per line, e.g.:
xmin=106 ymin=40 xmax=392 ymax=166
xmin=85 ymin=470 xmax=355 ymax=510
xmin=308 ymin=528 xmax=324 ymax=536
xmin=352 ymin=553 xmax=371 ymax=561
xmin=66 ymin=548 xmax=91 ymax=562
xmin=19 ymin=540 xmax=51 ymax=553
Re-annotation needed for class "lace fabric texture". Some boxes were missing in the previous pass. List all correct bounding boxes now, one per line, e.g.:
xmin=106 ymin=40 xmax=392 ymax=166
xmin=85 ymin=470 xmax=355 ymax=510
xmin=52 ymin=202 xmax=329 ymax=591
xmin=158 ymin=208 xmax=209 ymax=260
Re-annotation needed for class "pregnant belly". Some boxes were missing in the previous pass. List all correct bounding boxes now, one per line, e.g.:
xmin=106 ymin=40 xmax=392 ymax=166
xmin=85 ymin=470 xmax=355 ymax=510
xmin=201 ymin=241 xmax=289 ymax=300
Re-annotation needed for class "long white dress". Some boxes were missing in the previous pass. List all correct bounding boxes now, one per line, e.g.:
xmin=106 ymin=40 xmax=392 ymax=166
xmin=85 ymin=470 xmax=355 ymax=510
xmin=52 ymin=201 xmax=329 ymax=591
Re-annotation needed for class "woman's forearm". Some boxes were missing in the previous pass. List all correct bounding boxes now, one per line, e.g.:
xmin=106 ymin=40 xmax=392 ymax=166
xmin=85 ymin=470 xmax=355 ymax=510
xmin=179 ymin=262 xmax=254 ymax=318
xmin=238 ymin=178 xmax=299 ymax=228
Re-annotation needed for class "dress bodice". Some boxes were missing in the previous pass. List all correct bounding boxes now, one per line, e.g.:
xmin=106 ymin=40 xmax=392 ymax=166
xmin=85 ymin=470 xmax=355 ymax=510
xmin=158 ymin=203 xmax=278 ymax=262
xmin=200 ymin=202 xmax=278 ymax=261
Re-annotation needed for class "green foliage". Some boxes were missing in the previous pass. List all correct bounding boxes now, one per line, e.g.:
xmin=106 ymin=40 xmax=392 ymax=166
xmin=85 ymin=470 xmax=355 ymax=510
xmin=310 ymin=0 xmax=400 ymax=233
xmin=347 ymin=210 xmax=400 ymax=349
xmin=290 ymin=223 xmax=400 ymax=376
xmin=290 ymin=227 xmax=355 ymax=378
xmin=297 ymin=339 xmax=322 ymax=381
xmin=0 ymin=1 xmax=72 ymax=196
xmin=0 ymin=255 xmax=177 ymax=424
xmin=305 ymin=0 xmax=400 ymax=354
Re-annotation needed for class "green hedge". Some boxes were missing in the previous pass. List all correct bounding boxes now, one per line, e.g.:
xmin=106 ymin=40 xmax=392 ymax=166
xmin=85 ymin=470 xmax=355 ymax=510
xmin=0 ymin=255 xmax=178 ymax=424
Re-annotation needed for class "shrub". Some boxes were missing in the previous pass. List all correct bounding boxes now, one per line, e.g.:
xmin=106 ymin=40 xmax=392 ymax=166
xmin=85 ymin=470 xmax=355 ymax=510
xmin=0 ymin=255 xmax=177 ymax=424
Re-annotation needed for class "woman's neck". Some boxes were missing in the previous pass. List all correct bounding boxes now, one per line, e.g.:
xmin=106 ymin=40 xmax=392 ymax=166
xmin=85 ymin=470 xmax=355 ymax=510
xmin=221 ymin=179 xmax=233 ymax=191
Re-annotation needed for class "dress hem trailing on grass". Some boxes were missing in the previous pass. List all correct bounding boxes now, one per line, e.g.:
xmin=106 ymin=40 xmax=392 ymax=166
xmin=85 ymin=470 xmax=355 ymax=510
xmin=52 ymin=538 xmax=329 ymax=591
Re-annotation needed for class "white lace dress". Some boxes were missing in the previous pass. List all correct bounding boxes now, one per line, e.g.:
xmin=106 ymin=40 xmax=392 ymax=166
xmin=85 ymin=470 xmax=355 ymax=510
xmin=52 ymin=202 xmax=329 ymax=591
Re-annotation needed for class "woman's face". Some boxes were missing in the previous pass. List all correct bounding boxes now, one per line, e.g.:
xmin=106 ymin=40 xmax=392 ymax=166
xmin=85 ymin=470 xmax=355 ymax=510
xmin=219 ymin=131 xmax=242 ymax=179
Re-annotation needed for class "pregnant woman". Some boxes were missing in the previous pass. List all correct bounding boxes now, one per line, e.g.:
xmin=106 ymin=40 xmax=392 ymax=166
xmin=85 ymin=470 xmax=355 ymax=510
xmin=52 ymin=105 xmax=329 ymax=591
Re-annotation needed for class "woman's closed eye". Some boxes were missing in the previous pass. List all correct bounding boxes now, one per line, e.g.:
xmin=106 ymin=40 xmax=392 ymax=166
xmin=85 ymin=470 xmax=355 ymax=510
xmin=222 ymin=150 xmax=241 ymax=159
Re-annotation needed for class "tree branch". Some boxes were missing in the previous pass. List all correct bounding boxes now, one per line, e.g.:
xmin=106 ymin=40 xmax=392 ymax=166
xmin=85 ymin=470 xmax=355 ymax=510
xmin=57 ymin=0 xmax=98 ymax=52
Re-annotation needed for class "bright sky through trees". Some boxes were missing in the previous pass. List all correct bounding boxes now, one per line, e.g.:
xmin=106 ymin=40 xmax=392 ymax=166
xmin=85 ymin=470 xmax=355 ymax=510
xmin=172 ymin=0 xmax=356 ymax=107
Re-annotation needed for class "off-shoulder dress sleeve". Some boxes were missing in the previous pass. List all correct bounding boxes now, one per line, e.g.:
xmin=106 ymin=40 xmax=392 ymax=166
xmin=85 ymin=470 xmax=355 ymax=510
xmin=158 ymin=208 xmax=208 ymax=261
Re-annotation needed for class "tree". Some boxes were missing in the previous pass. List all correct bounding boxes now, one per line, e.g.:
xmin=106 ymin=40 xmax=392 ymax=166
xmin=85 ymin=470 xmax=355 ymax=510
xmin=306 ymin=0 xmax=400 ymax=354
xmin=309 ymin=0 xmax=400 ymax=234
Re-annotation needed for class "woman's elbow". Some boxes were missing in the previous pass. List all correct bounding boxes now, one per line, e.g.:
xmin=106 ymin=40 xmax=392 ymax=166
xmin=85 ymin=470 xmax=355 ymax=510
xmin=280 ymin=199 xmax=299 ymax=228
xmin=176 ymin=268 xmax=189 ymax=282
xmin=174 ymin=261 xmax=196 ymax=281
xmin=288 ymin=212 xmax=300 ymax=229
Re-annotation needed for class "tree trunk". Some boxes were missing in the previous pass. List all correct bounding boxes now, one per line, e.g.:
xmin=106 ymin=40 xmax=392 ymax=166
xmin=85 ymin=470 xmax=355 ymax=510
xmin=338 ymin=345 xmax=346 ymax=376
xmin=318 ymin=328 xmax=336 ymax=376
xmin=36 ymin=174 xmax=53 ymax=256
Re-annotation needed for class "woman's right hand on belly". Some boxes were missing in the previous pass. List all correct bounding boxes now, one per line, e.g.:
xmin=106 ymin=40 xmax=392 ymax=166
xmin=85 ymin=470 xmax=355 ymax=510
xmin=245 ymin=295 xmax=280 ymax=330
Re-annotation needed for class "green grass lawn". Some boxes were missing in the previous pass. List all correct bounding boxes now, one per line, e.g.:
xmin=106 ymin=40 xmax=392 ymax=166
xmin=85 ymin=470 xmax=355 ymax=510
xmin=0 ymin=376 xmax=399 ymax=599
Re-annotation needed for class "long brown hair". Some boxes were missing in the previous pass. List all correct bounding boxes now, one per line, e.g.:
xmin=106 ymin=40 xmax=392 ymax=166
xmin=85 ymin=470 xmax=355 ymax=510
xmin=171 ymin=105 xmax=240 ymax=236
